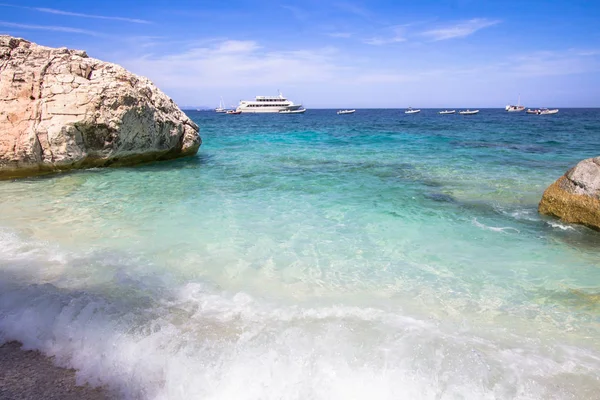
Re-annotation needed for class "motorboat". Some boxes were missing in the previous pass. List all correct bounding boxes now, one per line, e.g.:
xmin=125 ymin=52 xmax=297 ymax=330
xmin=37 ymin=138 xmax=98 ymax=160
xmin=439 ymin=110 xmax=456 ymax=114
xmin=540 ymin=108 xmax=559 ymax=115
xmin=279 ymin=108 xmax=306 ymax=114
xmin=528 ymin=108 xmax=558 ymax=115
xmin=337 ymin=109 xmax=356 ymax=115
xmin=505 ymin=95 xmax=525 ymax=112
xmin=405 ymin=107 xmax=421 ymax=114
xmin=215 ymin=97 xmax=227 ymax=113
xmin=236 ymin=92 xmax=304 ymax=113
xmin=226 ymin=110 xmax=242 ymax=114
xmin=459 ymin=109 xmax=479 ymax=115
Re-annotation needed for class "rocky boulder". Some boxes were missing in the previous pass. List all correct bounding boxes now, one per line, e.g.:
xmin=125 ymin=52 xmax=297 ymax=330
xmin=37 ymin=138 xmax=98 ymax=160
xmin=0 ymin=36 xmax=200 ymax=179
xmin=539 ymin=157 xmax=600 ymax=230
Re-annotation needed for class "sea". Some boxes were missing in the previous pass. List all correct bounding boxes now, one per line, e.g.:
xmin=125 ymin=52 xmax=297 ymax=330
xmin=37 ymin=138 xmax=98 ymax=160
xmin=1 ymin=109 xmax=599 ymax=399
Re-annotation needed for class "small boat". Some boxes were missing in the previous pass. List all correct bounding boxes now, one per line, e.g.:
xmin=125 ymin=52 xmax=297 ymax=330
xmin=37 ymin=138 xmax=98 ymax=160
xmin=506 ymin=105 xmax=525 ymax=112
xmin=439 ymin=110 xmax=456 ymax=114
xmin=279 ymin=108 xmax=306 ymax=114
xmin=405 ymin=107 xmax=421 ymax=114
xmin=528 ymin=108 xmax=559 ymax=115
xmin=226 ymin=110 xmax=242 ymax=114
xmin=337 ymin=109 xmax=356 ymax=115
xmin=215 ymin=97 xmax=227 ymax=113
xmin=505 ymin=95 xmax=525 ymax=112
xmin=459 ymin=109 xmax=479 ymax=115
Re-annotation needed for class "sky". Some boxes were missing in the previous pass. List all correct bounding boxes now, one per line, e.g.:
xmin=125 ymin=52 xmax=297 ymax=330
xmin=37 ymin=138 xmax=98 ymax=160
xmin=1 ymin=0 xmax=599 ymax=108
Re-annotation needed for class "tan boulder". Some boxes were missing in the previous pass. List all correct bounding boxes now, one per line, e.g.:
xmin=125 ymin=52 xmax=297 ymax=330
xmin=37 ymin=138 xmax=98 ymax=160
xmin=0 ymin=36 xmax=200 ymax=179
xmin=539 ymin=157 xmax=600 ymax=230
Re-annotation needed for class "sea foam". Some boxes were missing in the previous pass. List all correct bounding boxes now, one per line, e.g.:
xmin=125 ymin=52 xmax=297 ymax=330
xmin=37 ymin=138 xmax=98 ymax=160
xmin=1 ymin=228 xmax=599 ymax=399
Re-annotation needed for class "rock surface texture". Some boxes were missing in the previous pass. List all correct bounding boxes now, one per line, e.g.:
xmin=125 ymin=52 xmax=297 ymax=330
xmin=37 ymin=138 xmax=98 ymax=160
xmin=539 ymin=157 xmax=600 ymax=230
xmin=0 ymin=36 xmax=200 ymax=179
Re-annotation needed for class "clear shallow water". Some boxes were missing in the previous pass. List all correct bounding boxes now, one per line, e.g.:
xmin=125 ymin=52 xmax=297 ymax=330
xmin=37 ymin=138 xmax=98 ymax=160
xmin=1 ymin=109 xmax=600 ymax=399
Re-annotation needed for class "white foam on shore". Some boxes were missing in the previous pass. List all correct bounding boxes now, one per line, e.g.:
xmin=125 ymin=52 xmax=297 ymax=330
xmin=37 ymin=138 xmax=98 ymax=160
xmin=547 ymin=221 xmax=576 ymax=231
xmin=1 ymin=228 xmax=599 ymax=399
xmin=2 ymin=280 xmax=599 ymax=399
xmin=508 ymin=208 xmax=538 ymax=221
xmin=472 ymin=218 xmax=521 ymax=233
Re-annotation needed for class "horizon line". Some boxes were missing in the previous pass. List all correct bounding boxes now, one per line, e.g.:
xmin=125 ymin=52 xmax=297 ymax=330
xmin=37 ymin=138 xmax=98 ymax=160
xmin=182 ymin=106 xmax=599 ymax=110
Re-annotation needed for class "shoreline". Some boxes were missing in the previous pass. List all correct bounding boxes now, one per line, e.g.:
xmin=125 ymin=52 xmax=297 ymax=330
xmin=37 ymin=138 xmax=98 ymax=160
xmin=0 ymin=341 xmax=112 ymax=400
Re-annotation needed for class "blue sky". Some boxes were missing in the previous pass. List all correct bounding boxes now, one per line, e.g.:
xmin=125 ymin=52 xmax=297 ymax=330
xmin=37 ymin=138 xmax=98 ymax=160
xmin=1 ymin=1 xmax=599 ymax=108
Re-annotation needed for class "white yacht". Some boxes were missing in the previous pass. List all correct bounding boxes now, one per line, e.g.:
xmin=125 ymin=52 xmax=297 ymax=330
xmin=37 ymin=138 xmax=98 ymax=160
xmin=337 ymin=109 xmax=356 ymax=115
xmin=405 ymin=107 xmax=421 ymax=114
xmin=439 ymin=110 xmax=456 ymax=114
xmin=215 ymin=97 xmax=227 ymax=113
xmin=236 ymin=92 xmax=303 ymax=113
xmin=505 ymin=95 xmax=525 ymax=112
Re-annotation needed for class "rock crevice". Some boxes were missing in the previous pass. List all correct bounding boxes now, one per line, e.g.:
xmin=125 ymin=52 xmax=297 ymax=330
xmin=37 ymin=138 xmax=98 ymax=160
xmin=0 ymin=36 xmax=200 ymax=179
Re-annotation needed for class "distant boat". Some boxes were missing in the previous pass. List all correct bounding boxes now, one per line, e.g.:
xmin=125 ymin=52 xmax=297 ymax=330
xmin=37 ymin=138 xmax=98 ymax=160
xmin=237 ymin=92 xmax=303 ymax=113
xmin=215 ymin=97 xmax=227 ymax=113
xmin=527 ymin=108 xmax=558 ymax=115
xmin=459 ymin=109 xmax=479 ymax=115
xmin=279 ymin=108 xmax=306 ymax=114
xmin=540 ymin=108 xmax=559 ymax=115
xmin=405 ymin=107 xmax=421 ymax=114
xmin=226 ymin=109 xmax=242 ymax=114
xmin=337 ymin=109 xmax=355 ymax=115
xmin=439 ymin=110 xmax=456 ymax=114
xmin=505 ymin=95 xmax=525 ymax=112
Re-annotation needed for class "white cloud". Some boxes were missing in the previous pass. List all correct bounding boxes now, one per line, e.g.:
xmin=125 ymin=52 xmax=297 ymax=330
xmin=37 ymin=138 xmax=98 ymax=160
xmin=363 ymin=36 xmax=405 ymax=46
xmin=353 ymin=72 xmax=417 ymax=84
xmin=509 ymin=50 xmax=600 ymax=77
xmin=334 ymin=2 xmax=373 ymax=19
xmin=0 ymin=3 xmax=150 ymax=24
xmin=33 ymin=7 xmax=150 ymax=24
xmin=573 ymin=50 xmax=600 ymax=57
xmin=216 ymin=40 xmax=260 ymax=53
xmin=0 ymin=21 xmax=102 ymax=36
xmin=120 ymin=40 xmax=348 ymax=94
xmin=363 ymin=25 xmax=407 ymax=46
xmin=421 ymin=18 xmax=500 ymax=41
xmin=281 ymin=5 xmax=309 ymax=22
xmin=328 ymin=32 xmax=353 ymax=38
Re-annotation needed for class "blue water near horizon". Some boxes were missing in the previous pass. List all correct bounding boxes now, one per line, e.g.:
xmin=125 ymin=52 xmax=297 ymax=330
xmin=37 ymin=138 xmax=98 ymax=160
xmin=1 ymin=108 xmax=600 ymax=398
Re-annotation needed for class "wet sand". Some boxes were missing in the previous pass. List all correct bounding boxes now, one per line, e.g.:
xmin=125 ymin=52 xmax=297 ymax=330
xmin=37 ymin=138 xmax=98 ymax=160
xmin=0 ymin=342 xmax=112 ymax=400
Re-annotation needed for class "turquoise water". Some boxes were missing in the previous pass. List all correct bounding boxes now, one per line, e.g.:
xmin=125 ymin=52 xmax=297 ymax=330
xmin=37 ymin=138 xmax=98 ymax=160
xmin=1 ymin=109 xmax=600 ymax=398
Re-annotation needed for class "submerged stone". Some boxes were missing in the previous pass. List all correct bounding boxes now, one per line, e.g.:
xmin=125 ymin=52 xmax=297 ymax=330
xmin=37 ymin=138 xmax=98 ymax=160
xmin=425 ymin=192 xmax=455 ymax=203
xmin=0 ymin=36 xmax=201 ymax=179
xmin=539 ymin=157 xmax=600 ymax=230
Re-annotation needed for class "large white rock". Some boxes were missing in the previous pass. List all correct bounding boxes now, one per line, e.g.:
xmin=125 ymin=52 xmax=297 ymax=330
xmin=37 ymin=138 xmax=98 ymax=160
xmin=539 ymin=157 xmax=600 ymax=230
xmin=0 ymin=36 xmax=200 ymax=179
